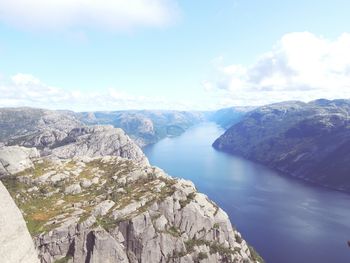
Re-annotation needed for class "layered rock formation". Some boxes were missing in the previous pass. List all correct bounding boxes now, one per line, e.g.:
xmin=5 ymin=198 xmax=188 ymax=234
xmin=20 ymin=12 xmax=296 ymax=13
xmin=1 ymin=153 xmax=262 ymax=263
xmin=0 ymin=108 xmax=81 ymax=149
xmin=49 ymin=126 xmax=148 ymax=165
xmin=213 ymin=99 xmax=350 ymax=192
xmin=0 ymin=181 xmax=39 ymax=263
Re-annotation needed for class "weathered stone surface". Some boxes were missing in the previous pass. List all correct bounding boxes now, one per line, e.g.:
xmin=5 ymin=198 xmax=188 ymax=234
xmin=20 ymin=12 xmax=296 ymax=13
xmin=0 ymin=146 xmax=39 ymax=176
xmin=0 ymin=182 xmax=39 ymax=263
xmin=50 ymin=126 xmax=149 ymax=165
xmin=0 ymin=108 xmax=82 ymax=149
xmin=93 ymin=200 xmax=115 ymax=217
xmin=65 ymin=183 xmax=82 ymax=195
xmin=2 ymin=155 xmax=262 ymax=263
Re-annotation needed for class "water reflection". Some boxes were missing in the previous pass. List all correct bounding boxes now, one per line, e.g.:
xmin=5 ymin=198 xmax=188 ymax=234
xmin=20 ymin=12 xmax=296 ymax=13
xmin=144 ymin=122 xmax=350 ymax=263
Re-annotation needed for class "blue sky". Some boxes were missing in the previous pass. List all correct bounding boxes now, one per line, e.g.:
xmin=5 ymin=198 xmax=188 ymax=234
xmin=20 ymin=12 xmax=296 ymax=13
xmin=1 ymin=0 xmax=350 ymax=111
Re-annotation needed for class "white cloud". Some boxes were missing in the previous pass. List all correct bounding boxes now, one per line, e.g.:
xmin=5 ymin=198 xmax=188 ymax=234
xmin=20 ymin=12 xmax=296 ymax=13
xmin=0 ymin=0 xmax=179 ymax=31
xmin=0 ymin=73 xmax=194 ymax=111
xmin=205 ymin=32 xmax=350 ymax=106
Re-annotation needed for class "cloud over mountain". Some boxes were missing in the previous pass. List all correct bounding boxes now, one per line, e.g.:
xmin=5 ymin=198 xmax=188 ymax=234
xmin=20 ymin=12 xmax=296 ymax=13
xmin=0 ymin=73 xmax=186 ymax=111
xmin=205 ymin=32 xmax=350 ymax=106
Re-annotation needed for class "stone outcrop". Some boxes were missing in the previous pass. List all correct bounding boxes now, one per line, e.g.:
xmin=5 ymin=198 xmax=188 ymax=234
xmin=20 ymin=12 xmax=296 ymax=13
xmin=2 ymin=155 xmax=262 ymax=263
xmin=0 ymin=181 xmax=39 ymax=263
xmin=0 ymin=146 xmax=40 ymax=177
xmin=50 ymin=126 xmax=148 ymax=165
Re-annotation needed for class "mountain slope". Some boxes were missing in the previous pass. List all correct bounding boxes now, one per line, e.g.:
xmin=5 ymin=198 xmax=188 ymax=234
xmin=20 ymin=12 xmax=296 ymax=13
xmin=208 ymin=107 xmax=254 ymax=129
xmin=76 ymin=110 xmax=205 ymax=147
xmin=49 ymin=125 xmax=149 ymax=165
xmin=213 ymin=99 xmax=350 ymax=192
xmin=0 ymin=107 xmax=82 ymax=148
xmin=1 ymin=151 xmax=262 ymax=263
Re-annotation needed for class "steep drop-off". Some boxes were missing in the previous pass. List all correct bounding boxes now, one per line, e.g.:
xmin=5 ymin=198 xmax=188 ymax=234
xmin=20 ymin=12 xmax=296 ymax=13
xmin=1 ymin=150 xmax=262 ymax=263
xmin=213 ymin=99 xmax=350 ymax=192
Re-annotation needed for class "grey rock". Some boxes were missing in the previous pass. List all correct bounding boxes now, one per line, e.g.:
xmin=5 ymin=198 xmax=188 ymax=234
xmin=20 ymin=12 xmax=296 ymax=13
xmin=0 ymin=146 xmax=39 ymax=176
xmin=65 ymin=183 xmax=82 ymax=195
xmin=0 ymin=182 xmax=39 ymax=263
xmin=93 ymin=200 xmax=115 ymax=217
xmin=50 ymin=126 xmax=149 ymax=165
xmin=80 ymin=179 xmax=92 ymax=188
xmin=0 ymin=108 xmax=82 ymax=149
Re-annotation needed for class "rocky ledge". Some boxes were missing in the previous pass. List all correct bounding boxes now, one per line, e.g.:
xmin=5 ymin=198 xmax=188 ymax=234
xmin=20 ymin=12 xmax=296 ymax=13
xmin=2 ymin=153 xmax=263 ymax=263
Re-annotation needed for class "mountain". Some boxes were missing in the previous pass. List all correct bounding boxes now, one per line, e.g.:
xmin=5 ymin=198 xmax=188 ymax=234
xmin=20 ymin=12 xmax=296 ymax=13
xmin=207 ymin=107 xmax=254 ymax=129
xmin=0 ymin=107 xmax=82 ymax=149
xmin=0 ymin=107 xmax=250 ymax=150
xmin=49 ymin=125 xmax=149 ymax=165
xmin=0 ymin=146 xmax=263 ymax=263
xmin=213 ymin=99 xmax=350 ymax=192
xmin=76 ymin=110 xmax=205 ymax=147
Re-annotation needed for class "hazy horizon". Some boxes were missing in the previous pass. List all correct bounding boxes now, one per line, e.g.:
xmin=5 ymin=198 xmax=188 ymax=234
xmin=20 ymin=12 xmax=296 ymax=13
xmin=1 ymin=97 xmax=348 ymax=113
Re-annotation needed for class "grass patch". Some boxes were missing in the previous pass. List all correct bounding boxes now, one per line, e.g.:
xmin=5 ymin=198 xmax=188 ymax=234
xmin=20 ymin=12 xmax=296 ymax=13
xmin=179 ymin=192 xmax=196 ymax=208
xmin=167 ymin=226 xmax=181 ymax=237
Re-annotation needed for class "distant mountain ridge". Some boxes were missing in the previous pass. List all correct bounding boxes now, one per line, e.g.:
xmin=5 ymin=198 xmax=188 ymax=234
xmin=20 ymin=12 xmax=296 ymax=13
xmin=213 ymin=99 xmax=350 ymax=192
xmin=76 ymin=110 xmax=206 ymax=147
xmin=0 ymin=107 xmax=252 ymax=148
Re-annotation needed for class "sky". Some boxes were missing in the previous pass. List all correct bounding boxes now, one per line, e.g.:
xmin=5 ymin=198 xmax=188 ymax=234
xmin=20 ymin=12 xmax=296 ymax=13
xmin=1 ymin=0 xmax=350 ymax=111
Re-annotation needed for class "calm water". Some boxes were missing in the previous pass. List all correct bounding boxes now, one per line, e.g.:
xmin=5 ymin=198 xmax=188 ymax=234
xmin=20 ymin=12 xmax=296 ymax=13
xmin=144 ymin=122 xmax=350 ymax=263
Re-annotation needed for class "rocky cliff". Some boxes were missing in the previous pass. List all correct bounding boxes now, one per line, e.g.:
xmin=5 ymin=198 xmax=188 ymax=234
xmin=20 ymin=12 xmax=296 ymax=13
xmin=213 ymin=99 xmax=350 ymax=192
xmin=0 ymin=181 xmax=39 ymax=263
xmin=49 ymin=126 xmax=148 ymax=165
xmin=0 ymin=108 xmax=148 ymax=165
xmin=1 ymin=149 xmax=262 ymax=263
xmin=0 ymin=108 xmax=82 ymax=149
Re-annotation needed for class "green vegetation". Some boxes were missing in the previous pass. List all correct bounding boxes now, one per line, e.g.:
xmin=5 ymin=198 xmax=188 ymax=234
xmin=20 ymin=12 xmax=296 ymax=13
xmin=54 ymin=255 xmax=73 ymax=263
xmin=197 ymin=252 xmax=208 ymax=260
xmin=2 ymin=156 xmax=179 ymax=238
xmin=95 ymin=216 xmax=119 ymax=231
xmin=167 ymin=226 xmax=181 ymax=237
xmin=235 ymin=233 xmax=243 ymax=244
xmin=179 ymin=192 xmax=196 ymax=208
xmin=185 ymin=238 xmax=238 ymax=259
xmin=248 ymin=245 xmax=265 ymax=263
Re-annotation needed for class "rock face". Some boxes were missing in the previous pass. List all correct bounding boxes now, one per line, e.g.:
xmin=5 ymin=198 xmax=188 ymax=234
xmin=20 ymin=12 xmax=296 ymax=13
xmin=213 ymin=99 xmax=350 ymax=192
xmin=50 ymin=126 xmax=149 ymax=165
xmin=0 ymin=181 xmax=39 ymax=263
xmin=0 ymin=146 xmax=40 ymax=176
xmin=2 ymin=155 xmax=263 ymax=263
